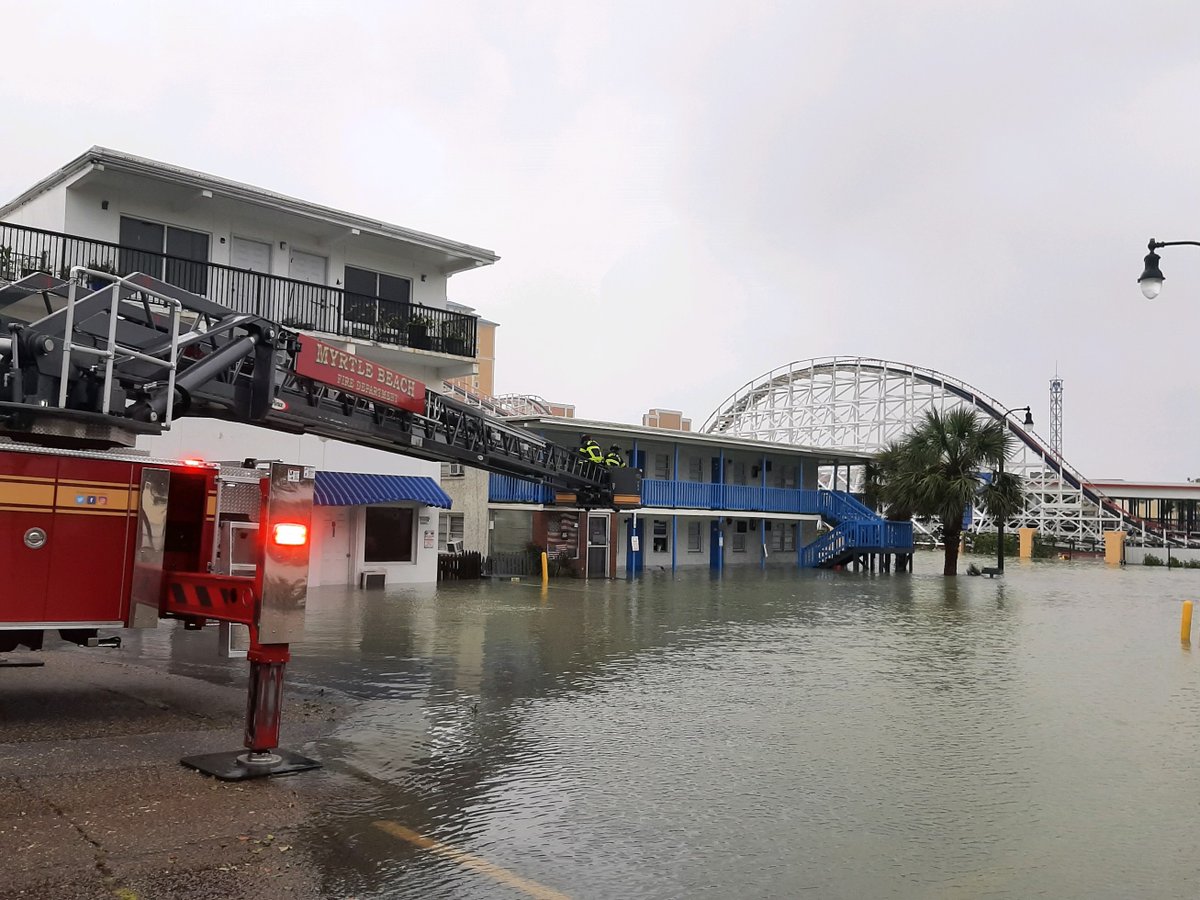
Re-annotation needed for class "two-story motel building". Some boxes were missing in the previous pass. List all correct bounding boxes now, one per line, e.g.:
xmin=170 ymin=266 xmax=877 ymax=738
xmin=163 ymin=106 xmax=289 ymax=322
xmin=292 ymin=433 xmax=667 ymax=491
xmin=0 ymin=147 xmax=498 ymax=586
xmin=488 ymin=416 xmax=876 ymax=576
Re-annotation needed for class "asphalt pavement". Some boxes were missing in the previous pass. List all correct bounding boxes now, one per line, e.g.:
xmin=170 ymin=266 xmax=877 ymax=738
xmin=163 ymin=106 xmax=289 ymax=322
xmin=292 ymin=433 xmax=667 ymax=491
xmin=0 ymin=643 xmax=349 ymax=900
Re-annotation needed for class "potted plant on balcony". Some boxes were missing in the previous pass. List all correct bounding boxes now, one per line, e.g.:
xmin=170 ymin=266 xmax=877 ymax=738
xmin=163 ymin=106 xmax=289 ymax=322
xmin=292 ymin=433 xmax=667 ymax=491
xmin=378 ymin=310 xmax=404 ymax=344
xmin=407 ymin=313 xmax=435 ymax=350
xmin=84 ymin=259 xmax=117 ymax=292
xmin=440 ymin=317 xmax=473 ymax=357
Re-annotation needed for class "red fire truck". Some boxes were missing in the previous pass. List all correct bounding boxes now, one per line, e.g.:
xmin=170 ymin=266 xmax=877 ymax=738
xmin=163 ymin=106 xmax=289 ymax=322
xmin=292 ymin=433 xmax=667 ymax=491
xmin=0 ymin=268 xmax=640 ymax=779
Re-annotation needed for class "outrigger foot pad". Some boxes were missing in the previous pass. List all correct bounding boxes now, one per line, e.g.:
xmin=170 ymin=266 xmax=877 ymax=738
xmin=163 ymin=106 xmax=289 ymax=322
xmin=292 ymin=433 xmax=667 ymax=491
xmin=180 ymin=748 xmax=321 ymax=781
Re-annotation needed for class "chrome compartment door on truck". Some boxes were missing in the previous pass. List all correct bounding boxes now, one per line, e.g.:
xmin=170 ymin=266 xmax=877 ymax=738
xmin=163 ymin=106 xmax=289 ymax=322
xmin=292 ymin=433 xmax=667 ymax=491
xmin=129 ymin=467 xmax=170 ymax=628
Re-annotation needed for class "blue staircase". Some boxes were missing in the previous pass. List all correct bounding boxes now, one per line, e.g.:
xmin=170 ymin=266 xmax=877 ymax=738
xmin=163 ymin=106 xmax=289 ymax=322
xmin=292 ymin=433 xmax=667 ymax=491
xmin=799 ymin=491 xmax=913 ymax=569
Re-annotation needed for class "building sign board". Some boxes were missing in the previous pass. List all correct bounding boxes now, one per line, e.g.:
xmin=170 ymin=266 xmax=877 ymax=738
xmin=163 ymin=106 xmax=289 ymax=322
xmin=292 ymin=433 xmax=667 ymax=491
xmin=295 ymin=337 xmax=426 ymax=414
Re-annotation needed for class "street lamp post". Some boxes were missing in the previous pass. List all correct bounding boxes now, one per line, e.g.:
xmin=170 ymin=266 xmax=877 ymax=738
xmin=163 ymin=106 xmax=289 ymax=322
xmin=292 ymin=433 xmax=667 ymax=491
xmin=996 ymin=405 xmax=1034 ymax=574
xmin=1138 ymin=238 xmax=1200 ymax=300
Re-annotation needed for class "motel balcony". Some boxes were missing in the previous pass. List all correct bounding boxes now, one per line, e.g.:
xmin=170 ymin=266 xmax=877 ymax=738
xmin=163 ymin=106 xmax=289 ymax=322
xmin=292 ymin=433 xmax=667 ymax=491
xmin=0 ymin=222 xmax=478 ymax=359
xmin=489 ymin=474 xmax=879 ymax=520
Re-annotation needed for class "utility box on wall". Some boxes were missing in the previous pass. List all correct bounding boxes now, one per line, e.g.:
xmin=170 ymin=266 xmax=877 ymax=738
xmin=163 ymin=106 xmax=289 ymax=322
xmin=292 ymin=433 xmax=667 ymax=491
xmin=359 ymin=570 xmax=386 ymax=589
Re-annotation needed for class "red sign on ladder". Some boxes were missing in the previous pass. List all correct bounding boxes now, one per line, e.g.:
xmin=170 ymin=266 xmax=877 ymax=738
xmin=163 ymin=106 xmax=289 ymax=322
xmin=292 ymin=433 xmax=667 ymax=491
xmin=294 ymin=336 xmax=426 ymax=414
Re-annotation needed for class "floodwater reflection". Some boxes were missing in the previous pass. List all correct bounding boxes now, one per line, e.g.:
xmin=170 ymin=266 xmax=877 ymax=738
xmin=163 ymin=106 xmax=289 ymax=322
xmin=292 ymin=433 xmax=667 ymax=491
xmin=139 ymin=558 xmax=1200 ymax=898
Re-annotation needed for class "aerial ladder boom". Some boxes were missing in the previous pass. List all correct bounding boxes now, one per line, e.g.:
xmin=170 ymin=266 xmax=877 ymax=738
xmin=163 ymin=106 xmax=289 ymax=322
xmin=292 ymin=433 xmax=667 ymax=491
xmin=0 ymin=268 xmax=640 ymax=506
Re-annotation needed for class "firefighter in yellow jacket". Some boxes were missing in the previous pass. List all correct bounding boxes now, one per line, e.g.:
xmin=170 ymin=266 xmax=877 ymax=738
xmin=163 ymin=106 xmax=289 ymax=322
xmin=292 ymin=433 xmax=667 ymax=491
xmin=578 ymin=435 xmax=605 ymax=465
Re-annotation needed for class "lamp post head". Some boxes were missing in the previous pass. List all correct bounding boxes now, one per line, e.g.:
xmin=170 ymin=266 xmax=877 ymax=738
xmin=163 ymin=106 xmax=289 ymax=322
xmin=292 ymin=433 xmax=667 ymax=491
xmin=1021 ymin=407 xmax=1034 ymax=426
xmin=1139 ymin=242 xmax=1164 ymax=300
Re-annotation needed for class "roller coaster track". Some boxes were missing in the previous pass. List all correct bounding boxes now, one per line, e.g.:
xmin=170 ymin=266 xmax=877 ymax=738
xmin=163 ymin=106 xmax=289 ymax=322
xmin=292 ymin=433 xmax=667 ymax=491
xmin=702 ymin=357 xmax=1182 ymax=548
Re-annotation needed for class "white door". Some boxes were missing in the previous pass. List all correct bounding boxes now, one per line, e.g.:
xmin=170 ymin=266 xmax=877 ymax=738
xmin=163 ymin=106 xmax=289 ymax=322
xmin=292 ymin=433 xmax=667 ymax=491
xmin=229 ymin=237 xmax=271 ymax=313
xmin=289 ymin=250 xmax=326 ymax=284
xmin=288 ymin=250 xmax=330 ymax=331
xmin=315 ymin=507 xmax=352 ymax=586
xmin=231 ymin=237 xmax=271 ymax=272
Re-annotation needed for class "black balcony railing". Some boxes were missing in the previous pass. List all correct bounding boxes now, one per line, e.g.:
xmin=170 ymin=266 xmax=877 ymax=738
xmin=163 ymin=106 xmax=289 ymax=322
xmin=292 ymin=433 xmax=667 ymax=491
xmin=0 ymin=222 xmax=477 ymax=358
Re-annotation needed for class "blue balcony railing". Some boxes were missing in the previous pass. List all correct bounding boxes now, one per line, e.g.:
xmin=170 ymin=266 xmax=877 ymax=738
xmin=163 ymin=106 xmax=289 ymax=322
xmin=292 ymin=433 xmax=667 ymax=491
xmin=489 ymin=474 xmax=554 ymax=504
xmin=640 ymin=479 xmax=824 ymax=514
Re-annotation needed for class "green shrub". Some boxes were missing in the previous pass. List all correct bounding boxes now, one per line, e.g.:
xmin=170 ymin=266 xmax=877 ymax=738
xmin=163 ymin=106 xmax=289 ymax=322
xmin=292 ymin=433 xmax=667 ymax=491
xmin=1144 ymin=554 xmax=1164 ymax=567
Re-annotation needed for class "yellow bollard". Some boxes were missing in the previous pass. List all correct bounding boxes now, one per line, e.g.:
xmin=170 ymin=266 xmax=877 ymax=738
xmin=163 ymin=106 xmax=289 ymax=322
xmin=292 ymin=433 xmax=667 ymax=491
xmin=1182 ymin=600 xmax=1194 ymax=644
xmin=541 ymin=551 xmax=549 ymax=586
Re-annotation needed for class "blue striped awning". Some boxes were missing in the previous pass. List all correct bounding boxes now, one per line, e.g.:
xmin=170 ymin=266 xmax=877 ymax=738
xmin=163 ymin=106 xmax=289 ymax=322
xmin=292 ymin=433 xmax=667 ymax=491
xmin=314 ymin=472 xmax=452 ymax=509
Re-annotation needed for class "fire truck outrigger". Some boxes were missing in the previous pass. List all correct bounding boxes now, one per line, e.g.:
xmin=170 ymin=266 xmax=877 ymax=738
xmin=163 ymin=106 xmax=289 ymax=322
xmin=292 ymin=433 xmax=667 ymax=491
xmin=0 ymin=267 xmax=640 ymax=780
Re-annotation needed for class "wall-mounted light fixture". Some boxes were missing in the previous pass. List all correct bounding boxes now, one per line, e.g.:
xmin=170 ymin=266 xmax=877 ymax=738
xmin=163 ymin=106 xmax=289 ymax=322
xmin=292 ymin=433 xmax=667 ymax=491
xmin=279 ymin=241 xmax=287 ymax=250
xmin=100 ymin=200 xmax=109 ymax=210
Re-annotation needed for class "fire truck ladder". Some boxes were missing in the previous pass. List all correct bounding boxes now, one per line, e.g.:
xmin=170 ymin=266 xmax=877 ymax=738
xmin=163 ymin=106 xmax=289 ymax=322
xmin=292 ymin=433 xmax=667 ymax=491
xmin=0 ymin=268 xmax=630 ymax=503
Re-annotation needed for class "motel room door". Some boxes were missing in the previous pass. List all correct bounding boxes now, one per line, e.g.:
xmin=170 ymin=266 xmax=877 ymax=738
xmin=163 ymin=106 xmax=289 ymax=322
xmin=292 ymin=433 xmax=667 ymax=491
xmin=587 ymin=513 xmax=609 ymax=578
xmin=316 ymin=506 xmax=352 ymax=586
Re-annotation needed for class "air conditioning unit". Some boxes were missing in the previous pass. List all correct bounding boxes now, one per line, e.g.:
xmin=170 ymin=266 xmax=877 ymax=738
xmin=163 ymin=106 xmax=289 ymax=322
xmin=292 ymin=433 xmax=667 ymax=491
xmin=447 ymin=463 xmax=464 ymax=476
xmin=359 ymin=570 xmax=386 ymax=589
xmin=447 ymin=539 xmax=465 ymax=553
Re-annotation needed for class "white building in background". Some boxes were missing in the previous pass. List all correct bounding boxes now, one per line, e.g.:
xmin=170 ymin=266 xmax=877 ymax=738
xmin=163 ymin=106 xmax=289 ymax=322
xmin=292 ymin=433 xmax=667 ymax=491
xmin=0 ymin=147 xmax=499 ymax=586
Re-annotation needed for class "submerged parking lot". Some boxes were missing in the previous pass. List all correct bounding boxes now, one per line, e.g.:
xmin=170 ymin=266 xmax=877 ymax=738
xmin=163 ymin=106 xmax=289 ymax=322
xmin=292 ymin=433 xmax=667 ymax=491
xmin=7 ymin=558 xmax=1200 ymax=898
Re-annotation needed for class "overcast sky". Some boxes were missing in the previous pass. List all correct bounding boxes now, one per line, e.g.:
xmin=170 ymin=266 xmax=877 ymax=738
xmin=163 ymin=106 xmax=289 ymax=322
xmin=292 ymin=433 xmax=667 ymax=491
xmin=4 ymin=1 xmax=1200 ymax=479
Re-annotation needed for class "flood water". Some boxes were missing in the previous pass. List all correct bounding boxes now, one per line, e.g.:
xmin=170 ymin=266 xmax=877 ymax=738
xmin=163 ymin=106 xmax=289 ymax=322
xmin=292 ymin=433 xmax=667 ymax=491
xmin=138 ymin=556 xmax=1200 ymax=898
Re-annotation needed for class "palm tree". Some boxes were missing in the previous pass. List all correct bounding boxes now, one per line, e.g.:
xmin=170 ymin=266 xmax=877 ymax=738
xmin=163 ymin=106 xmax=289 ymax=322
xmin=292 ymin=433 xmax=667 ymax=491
xmin=874 ymin=408 xmax=1024 ymax=576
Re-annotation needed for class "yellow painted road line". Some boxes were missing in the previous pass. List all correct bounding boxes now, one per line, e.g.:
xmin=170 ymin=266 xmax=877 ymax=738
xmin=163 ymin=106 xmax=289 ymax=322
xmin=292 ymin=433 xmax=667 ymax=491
xmin=373 ymin=821 xmax=570 ymax=900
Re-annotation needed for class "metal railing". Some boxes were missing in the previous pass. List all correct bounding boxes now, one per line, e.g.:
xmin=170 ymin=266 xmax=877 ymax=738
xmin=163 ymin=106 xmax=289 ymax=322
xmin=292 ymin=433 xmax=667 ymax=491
xmin=489 ymin=473 xmax=555 ymax=504
xmin=0 ymin=222 xmax=477 ymax=357
xmin=490 ymin=474 xmax=892 ymax=524
xmin=815 ymin=490 xmax=876 ymax=524
xmin=799 ymin=520 xmax=914 ymax=567
xmin=639 ymin=479 xmax=819 ymax=512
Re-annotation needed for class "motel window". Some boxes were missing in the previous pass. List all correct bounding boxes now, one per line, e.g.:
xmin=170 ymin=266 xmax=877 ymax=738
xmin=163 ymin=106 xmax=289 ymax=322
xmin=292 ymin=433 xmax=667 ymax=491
xmin=770 ymin=521 xmax=783 ymax=552
xmin=438 ymin=513 xmax=464 ymax=552
xmin=653 ymin=453 xmax=671 ymax=480
xmin=490 ymin=509 xmax=533 ymax=555
xmin=687 ymin=456 xmax=703 ymax=482
xmin=781 ymin=463 xmax=797 ymax=489
xmin=364 ymin=506 xmax=415 ymax=562
xmin=687 ymin=521 xmax=702 ymax=551
xmin=732 ymin=520 xmax=747 ymax=552
xmin=731 ymin=461 xmax=747 ymax=485
xmin=119 ymin=216 xmax=210 ymax=295
xmin=783 ymin=523 xmax=796 ymax=552
xmin=653 ymin=520 xmax=669 ymax=553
